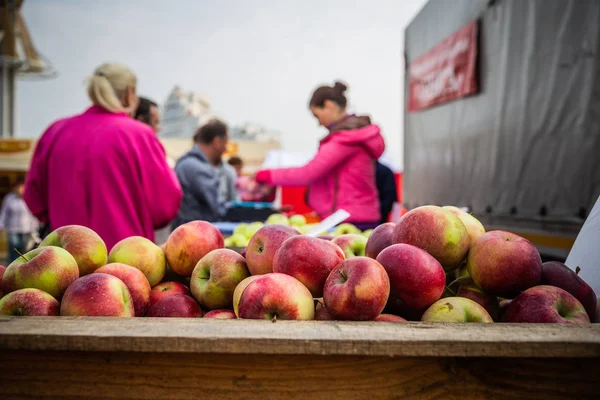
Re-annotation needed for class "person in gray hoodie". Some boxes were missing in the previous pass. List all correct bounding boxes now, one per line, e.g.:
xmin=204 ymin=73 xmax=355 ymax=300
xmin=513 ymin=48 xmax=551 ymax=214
xmin=172 ymin=119 xmax=229 ymax=228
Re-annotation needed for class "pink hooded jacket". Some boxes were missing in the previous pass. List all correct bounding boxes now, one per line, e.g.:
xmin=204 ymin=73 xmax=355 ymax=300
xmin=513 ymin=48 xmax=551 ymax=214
xmin=24 ymin=106 xmax=182 ymax=250
xmin=269 ymin=122 xmax=385 ymax=222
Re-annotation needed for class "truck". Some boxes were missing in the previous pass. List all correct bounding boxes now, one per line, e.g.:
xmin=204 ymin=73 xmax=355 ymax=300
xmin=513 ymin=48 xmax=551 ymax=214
xmin=403 ymin=0 xmax=600 ymax=261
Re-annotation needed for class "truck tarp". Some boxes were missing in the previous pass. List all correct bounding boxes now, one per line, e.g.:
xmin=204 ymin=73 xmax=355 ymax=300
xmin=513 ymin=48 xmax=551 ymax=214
xmin=404 ymin=0 xmax=600 ymax=222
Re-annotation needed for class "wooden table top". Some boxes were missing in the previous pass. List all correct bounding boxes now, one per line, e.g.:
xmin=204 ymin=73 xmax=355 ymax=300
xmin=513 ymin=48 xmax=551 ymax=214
xmin=1 ymin=317 xmax=599 ymax=358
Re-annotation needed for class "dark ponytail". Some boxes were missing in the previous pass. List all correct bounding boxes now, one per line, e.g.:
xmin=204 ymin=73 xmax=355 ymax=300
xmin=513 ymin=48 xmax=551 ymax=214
xmin=309 ymin=81 xmax=348 ymax=108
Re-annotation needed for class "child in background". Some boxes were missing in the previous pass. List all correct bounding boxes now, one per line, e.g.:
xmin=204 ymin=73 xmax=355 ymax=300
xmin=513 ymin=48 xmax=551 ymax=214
xmin=228 ymin=156 xmax=276 ymax=202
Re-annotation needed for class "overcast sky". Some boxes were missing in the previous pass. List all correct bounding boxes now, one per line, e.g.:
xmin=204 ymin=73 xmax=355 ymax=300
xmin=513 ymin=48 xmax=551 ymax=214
xmin=18 ymin=0 xmax=426 ymax=169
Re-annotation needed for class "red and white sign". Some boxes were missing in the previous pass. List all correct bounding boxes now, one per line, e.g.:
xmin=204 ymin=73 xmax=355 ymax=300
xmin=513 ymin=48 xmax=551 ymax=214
xmin=408 ymin=20 xmax=479 ymax=112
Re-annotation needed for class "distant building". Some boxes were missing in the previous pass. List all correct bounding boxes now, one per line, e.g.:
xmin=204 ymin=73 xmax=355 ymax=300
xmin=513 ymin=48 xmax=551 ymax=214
xmin=160 ymin=86 xmax=281 ymax=145
xmin=160 ymin=86 xmax=216 ymax=139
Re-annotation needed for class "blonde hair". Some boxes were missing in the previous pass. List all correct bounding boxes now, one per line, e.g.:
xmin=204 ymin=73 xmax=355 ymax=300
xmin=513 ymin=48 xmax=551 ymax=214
xmin=87 ymin=63 xmax=137 ymax=113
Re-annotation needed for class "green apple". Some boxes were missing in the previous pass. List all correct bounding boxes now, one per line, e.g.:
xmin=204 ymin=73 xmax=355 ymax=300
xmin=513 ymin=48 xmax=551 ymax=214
xmin=266 ymin=213 xmax=290 ymax=226
xmin=334 ymin=223 xmax=361 ymax=236
xmin=233 ymin=223 xmax=249 ymax=238
xmin=245 ymin=222 xmax=264 ymax=240
xmin=289 ymin=214 xmax=307 ymax=227
xmin=361 ymin=229 xmax=374 ymax=239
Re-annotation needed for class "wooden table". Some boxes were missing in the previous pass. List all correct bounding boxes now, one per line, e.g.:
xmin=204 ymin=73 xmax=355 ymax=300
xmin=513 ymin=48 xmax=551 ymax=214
xmin=0 ymin=317 xmax=599 ymax=399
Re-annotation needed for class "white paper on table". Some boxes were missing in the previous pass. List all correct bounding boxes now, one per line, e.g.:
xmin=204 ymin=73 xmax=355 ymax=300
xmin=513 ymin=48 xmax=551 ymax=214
xmin=565 ymin=195 xmax=600 ymax=295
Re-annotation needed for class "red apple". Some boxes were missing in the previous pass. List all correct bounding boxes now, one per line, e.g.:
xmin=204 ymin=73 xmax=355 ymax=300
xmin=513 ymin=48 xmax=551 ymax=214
xmin=165 ymin=221 xmax=224 ymax=277
xmin=190 ymin=249 xmax=250 ymax=310
xmin=0 ymin=288 xmax=59 ymax=316
xmin=0 ymin=265 xmax=6 ymax=298
xmin=60 ymin=273 xmax=134 ymax=317
xmin=238 ymin=273 xmax=314 ymax=320
xmin=317 ymin=235 xmax=335 ymax=241
xmin=39 ymin=225 xmax=107 ymax=276
xmin=376 ymin=243 xmax=446 ymax=312
xmin=204 ymin=309 xmax=236 ymax=319
xmin=245 ymin=225 xmax=300 ymax=275
xmin=95 ymin=263 xmax=151 ymax=317
xmin=332 ymin=234 xmax=368 ymax=258
xmin=502 ymin=285 xmax=590 ymax=324
xmin=323 ymin=257 xmax=390 ymax=321
xmin=374 ymin=314 xmax=407 ymax=322
xmin=233 ymin=275 xmax=261 ymax=317
xmin=498 ymin=298 xmax=512 ymax=320
xmin=146 ymin=294 xmax=203 ymax=318
xmin=454 ymin=278 xmax=500 ymax=320
xmin=150 ymin=281 xmax=191 ymax=306
xmin=108 ymin=236 xmax=166 ymax=287
xmin=1 ymin=246 xmax=79 ymax=299
xmin=383 ymin=294 xmax=427 ymax=321
xmin=392 ymin=205 xmax=470 ymax=272
xmin=365 ymin=222 xmax=395 ymax=259
xmin=541 ymin=261 xmax=597 ymax=319
xmin=314 ymin=300 xmax=334 ymax=320
xmin=421 ymin=297 xmax=493 ymax=322
xmin=467 ymin=231 xmax=542 ymax=297
xmin=273 ymin=236 xmax=345 ymax=297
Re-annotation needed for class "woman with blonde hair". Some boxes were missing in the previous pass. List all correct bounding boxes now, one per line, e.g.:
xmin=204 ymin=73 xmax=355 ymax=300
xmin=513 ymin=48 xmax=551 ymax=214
xmin=24 ymin=63 xmax=182 ymax=250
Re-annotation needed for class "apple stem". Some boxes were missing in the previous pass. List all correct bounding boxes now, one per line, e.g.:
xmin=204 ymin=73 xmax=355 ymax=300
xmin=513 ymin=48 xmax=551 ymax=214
xmin=271 ymin=314 xmax=277 ymax=323
xmin=446 ymin=276 xmax=471 ymax=290
xmin=445 ymin=286 xmax=456 ymax=296
xmin=13 ymin=248 xmax=29 ymax=262
xmin=575 ymin=266 xmax=581 ymax=275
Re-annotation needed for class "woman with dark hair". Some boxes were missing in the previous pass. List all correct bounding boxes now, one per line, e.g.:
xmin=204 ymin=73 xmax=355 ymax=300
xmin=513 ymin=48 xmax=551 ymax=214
xmin=255 ymin=82 xmax=385 ymax=228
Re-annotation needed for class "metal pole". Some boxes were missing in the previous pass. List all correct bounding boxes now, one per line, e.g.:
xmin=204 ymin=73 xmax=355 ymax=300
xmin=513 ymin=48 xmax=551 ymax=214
xmin=0 ymin=59 xmax=16 ymax=138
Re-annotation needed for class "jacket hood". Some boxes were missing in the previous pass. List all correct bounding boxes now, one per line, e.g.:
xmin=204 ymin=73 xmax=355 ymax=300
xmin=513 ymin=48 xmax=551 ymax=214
xmin=321 ymin=115 xmax=385 ymax=159
xmin=177 ymin=145 xmax=209 ymax=167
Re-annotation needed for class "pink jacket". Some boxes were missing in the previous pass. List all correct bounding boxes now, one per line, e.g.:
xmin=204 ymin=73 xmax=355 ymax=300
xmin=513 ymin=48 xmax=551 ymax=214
xmin=24 ymin=106 xmax=182 ymax=250
xmin=270 ymin=124 xmax=385 ymax=222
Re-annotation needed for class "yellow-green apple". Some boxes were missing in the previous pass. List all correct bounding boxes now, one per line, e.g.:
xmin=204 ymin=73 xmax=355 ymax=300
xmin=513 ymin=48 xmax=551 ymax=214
xmin=145 ymin=294 xmax=203 ymax=318
xmin=39 ymin=225 xmax=107 ymax=276
xmin=238 ymin=273 xmax=314 ymax=320
xmin=273 ymin=236 xmax=345 ymax=297
xmin=266 ymin=213 xmax=289 ymax=226
xmin=374 ymin=314 xmax=407 ymax=322
xmin=442 ymin=206 xmax=486 ymax=247
xmin=541 ymin=262 xmax=597 ymax=319
xmin=108 ymin=236 xmax=166 ymax=287
xmin=165 ymin=221 xmax=224 ymax=277
xmin=0 ymin=265 xmax=6 ymax=298
xmin=392 ymin=206 xmax=470 ymax=272
xmin=233 ymin=275 xmax=261 ymax=317
xmin=334 ymin=223 xmax=361 ymax=236
xmin=150 ymin=281 xmax=191 ymax=306
xmin=454 ymin=278 xmax=500 ymax=320
xmin=323 ymin=257 xmax=390 ymax=321
xmin=376 ymin=244 xmax=445 ymax=313
xmin=421 ymin=297 xmax=493 ymax=322
xmin=60 ymin=273 xmax=134 ymax=317
xmin=467 ymin=231 xmax=542 ymax=297
xmin=501 ymin=285 xmax=590 ymax=323
xmin=246 ymin=225 xmax=300 ymax=275
xmin=95 ymin=263 xmax=151 ymax=317
xmin=1 ymin=246 xmax=79 ymax=299
xmin=332 ymin=234 xmax=368 ymax=258
xmin=0 ymin=288 xmax=59 ymax=316
xmin=204 ymin=309 xmax=236 ymax=319
xmin=190 ymin=249 xmax=250 ymax=310
xmin=365 ymin=222 xmax=395 ymax=259
xmin=289 ymin=214 xmax=307 ymax=227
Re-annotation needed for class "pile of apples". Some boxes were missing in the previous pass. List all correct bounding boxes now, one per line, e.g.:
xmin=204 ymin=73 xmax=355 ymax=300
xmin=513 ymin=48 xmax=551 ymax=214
xmin=0 ymin=205 xmax=597 ymax=324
